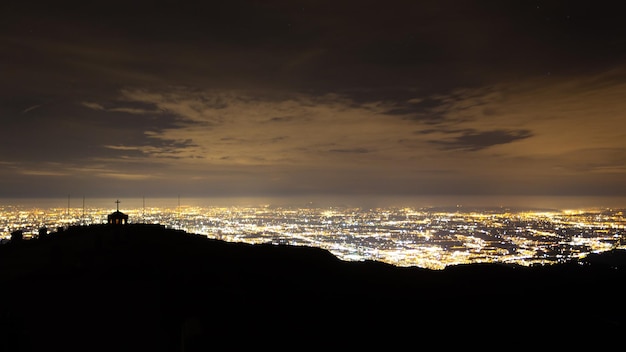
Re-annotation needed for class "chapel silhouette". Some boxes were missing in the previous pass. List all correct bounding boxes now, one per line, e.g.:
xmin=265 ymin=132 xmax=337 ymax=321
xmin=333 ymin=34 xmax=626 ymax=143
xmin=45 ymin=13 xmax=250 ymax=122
xmin=107 ymin=199 xmax=129 ymax=225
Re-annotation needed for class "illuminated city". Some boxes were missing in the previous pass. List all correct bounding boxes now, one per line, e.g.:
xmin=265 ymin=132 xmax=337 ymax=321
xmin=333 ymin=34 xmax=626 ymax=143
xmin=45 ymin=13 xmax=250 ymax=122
xmin=2 ymin=199 xmax=624 ymax=270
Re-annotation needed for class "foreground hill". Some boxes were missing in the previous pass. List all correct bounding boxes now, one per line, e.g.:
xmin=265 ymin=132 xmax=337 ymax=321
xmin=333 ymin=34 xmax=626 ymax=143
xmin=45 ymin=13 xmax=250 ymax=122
xmin=1 ymin=224 xmax=625 ymax=351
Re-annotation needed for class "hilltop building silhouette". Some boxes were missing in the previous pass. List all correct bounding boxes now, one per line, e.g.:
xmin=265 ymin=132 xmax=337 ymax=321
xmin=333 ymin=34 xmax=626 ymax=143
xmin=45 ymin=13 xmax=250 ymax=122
xmin=107 ymin=199 xmax=129 ymax=225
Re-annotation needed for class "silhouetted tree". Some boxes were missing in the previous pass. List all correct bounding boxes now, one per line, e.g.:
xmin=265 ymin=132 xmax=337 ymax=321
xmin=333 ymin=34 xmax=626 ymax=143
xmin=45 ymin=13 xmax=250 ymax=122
xmin=10 ymin=230 xmax=23 ymax=243
xmin=38 ymin=226 xmax=50 ymax=240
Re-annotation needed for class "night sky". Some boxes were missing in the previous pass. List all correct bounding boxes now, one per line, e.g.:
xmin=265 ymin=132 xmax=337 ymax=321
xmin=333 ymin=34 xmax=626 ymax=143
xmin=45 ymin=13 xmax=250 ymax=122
xmin=2 ymin=1 xmax=626 ymax=202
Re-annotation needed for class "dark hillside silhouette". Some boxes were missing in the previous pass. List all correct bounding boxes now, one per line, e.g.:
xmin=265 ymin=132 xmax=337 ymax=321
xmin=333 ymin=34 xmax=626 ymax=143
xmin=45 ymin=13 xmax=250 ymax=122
xmin=1 ymin=223 xmax=625 ymax=351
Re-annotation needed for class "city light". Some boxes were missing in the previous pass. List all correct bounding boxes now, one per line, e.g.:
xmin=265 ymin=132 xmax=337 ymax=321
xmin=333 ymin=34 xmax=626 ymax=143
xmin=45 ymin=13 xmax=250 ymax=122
xmin=2 ymin=203 xmax=624 ymax=270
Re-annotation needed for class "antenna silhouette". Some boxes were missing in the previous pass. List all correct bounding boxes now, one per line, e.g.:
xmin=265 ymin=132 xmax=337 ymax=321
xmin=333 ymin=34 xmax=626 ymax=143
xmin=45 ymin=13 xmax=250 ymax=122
xmin=142 ymin=196 xmax=145 ymax=223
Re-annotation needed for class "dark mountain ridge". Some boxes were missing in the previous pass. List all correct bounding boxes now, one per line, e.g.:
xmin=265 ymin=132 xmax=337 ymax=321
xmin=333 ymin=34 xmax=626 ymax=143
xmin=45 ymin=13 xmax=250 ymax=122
xmin=1 ymin=223 xmax=625 ymax=351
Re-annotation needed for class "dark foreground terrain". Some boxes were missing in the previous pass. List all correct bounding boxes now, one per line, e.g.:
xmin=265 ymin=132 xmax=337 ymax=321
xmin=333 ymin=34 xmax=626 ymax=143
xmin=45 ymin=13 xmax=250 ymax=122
xmin=1 ymin=224 xmax=625 ymax=351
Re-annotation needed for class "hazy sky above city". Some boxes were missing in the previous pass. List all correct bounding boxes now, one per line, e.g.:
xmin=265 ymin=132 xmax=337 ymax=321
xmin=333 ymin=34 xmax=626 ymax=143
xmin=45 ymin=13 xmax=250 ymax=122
xmin=2 ymin=0 xmax=626 ymax=203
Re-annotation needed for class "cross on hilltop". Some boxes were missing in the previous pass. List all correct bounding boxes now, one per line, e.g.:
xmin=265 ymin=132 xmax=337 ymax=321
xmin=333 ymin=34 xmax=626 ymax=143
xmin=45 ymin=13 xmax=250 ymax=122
xmin=108 ymin=199 xmax=128 ymax=225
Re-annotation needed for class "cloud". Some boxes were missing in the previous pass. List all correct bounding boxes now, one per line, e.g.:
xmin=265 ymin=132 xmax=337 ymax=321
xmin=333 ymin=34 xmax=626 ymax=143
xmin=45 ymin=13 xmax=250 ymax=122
xmin=429 ymin=129 xmax=533 ymax=151
xmin=21 ymin=104 xmax=42 ymax=114
xmin=64 ymin=68 xmax=626 ymax=197
xmin=104 ymin=145 xmax=141 ymax=151
xmin=114 ymin=88 xmax=423 ymax=169
xmin=81 ymin=102 xmax=105 ymax=110
xmin=329 ymin=148 xmax=371 ymax=154
xmin=97 ymin=172 xmax=156 ymax=180
xmin=553 ymin=148 xmax=626 ymax=174
xmin=401 ymin=69 xmax=626 ymax=160
xmin=81 ymin=101 xmax=154 ymax=114
xmin=109 ymin=107 xmax=153 ymax=114
xmin=107 ymin=73 xmax=626 ymax=175
xmin=19 ymin=169 xmax=69 ymax=176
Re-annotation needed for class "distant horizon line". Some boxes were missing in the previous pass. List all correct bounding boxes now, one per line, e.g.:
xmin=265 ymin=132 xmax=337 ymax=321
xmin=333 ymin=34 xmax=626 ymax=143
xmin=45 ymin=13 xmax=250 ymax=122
xmin=2 ymin=194 xmax=626 ymax=210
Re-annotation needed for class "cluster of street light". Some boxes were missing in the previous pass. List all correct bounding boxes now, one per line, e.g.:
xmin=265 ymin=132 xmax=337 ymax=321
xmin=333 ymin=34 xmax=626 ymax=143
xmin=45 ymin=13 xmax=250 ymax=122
xmin=2 ymin=203 xmax=624 ymax=270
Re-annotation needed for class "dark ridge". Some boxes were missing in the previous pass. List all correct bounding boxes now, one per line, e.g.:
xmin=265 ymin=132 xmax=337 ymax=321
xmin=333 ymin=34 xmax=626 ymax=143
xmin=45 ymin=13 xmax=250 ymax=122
xmin=1 ymin=224 xmax=624 ymax=351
